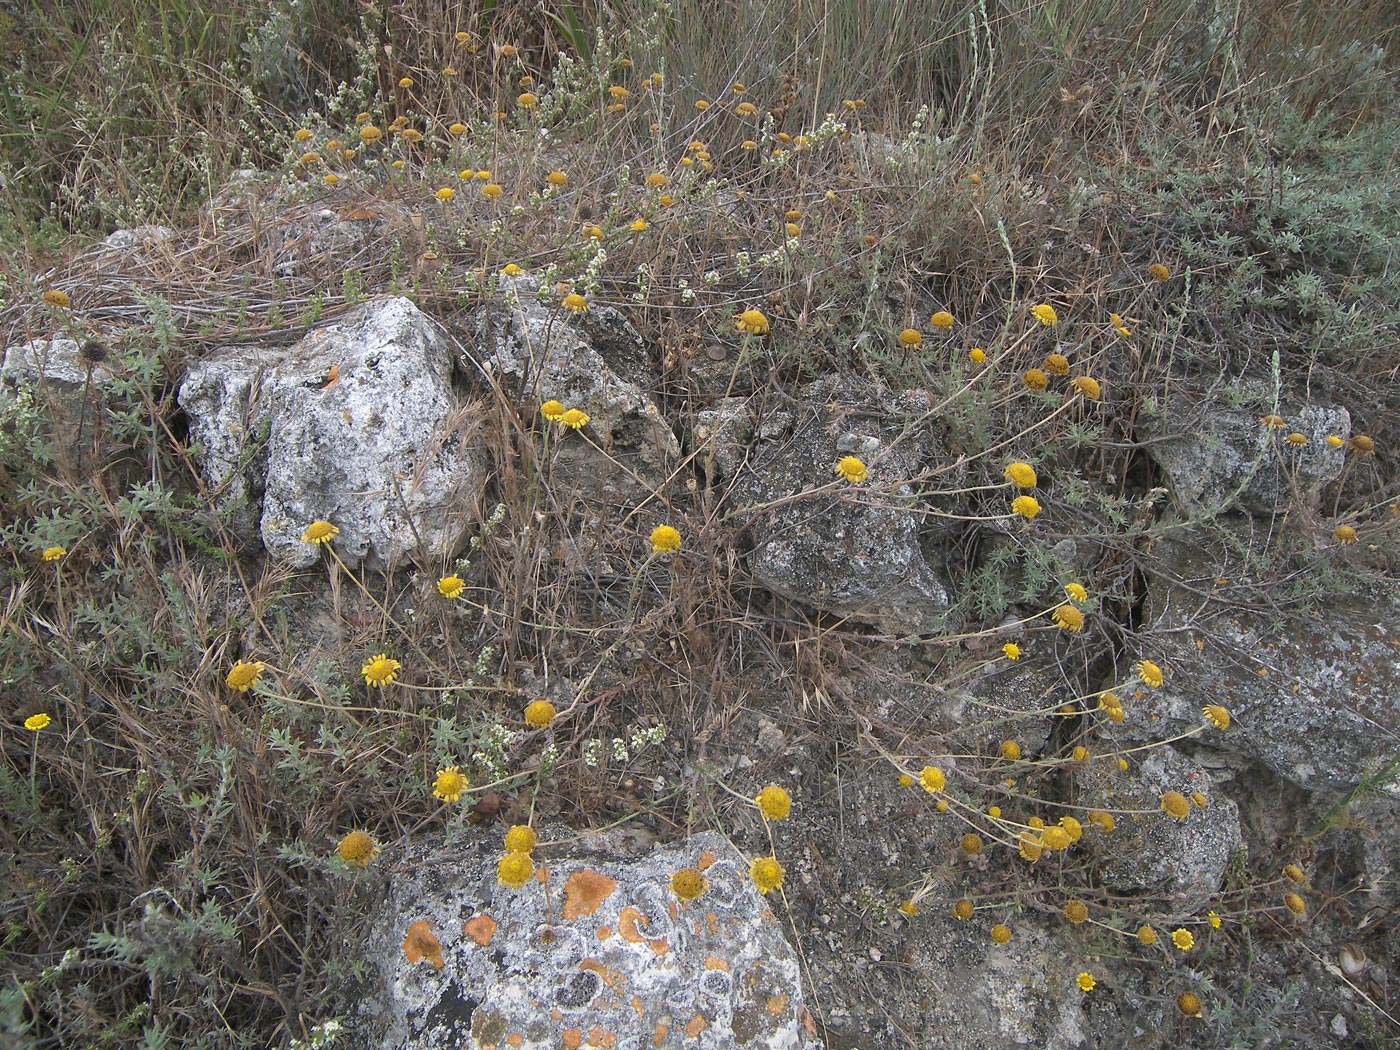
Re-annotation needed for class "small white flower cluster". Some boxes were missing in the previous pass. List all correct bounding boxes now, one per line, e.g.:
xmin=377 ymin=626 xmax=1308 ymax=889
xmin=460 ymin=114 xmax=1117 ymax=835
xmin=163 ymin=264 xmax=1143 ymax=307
xmin=580 ymin=723 xmax=667 ymax=767
xmin=472 ymin=719 xmax=519 ymax=779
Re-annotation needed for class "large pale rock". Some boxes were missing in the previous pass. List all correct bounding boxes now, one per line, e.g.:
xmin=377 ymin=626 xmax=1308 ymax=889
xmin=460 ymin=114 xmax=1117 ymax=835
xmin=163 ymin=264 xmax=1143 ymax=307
xmin=1 ymin=337 xmax=122 ymax=464
xmin=178 ymin=297 xmax=484 ymax=568
xmin=356 ymin=831 xmax=821 ymax=1050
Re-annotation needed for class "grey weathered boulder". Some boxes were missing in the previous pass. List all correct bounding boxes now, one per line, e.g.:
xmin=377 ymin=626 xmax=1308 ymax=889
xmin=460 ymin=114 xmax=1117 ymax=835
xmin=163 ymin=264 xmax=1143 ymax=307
xmin=356 ymin=831 xmax=822 ymax=1050
xmin=178 ymin=297 xmax=484 ymax=568
xmin=1 ymin=337 xmax=122 ymax=464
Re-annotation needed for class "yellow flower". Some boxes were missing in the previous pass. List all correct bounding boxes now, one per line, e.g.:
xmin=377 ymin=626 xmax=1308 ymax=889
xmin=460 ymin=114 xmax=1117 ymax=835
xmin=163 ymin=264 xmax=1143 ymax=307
xmin=517 ymin=92 xmax=538 ymax=109
xmin=1349 ymin=434 xmax=1375 ymax=455
xmin=398 ymin=77 xmax=413 ymax=88
xmin=1177 ymin=992 xmax=1203 ymax=1018
xmin=991 ymin=924 xmax=1012 ymax=944
xmin=41 ymin=290 xmax=71 ymax=308
xmin=736 ymin=101 xmax=758 ymax=117
xmin=1325 ymin=434 xmax=1344 ymax=448
xmin=562 ymin=293 xmax=588 ymax=313
xmin=1136 ymin=660 xmax=1164 ymax=687
xmin=1160 ymin=791 xmax=1190 ymax=822
xmin=741 ymin=139 xmax=758 ymax=151
xmin=361 ymin=653 xmax=402 ymax=688
xmin=1283 ymin=864 xmax=1305 ymax=884
xmin=1011 ymin=495 xmax=1041 ymax=520
xmin=1002 ymin=643 xmax=1021 ymax=661
xmin=524 ymin=699 xmax=556 ymax=728
xmin=41 ymin=546 xmax=66 ymax=562
xmin=358 ymin=125 xmax=382 ymax=145
xmin=735 ymin=308 xmax=770 ymax=335
xmin=1088 ymin=810 xmax=1115 ymax=832
xmin=323 ymin=173 xmax=341 ymax=186
xmin=1059 ymin=816 xmax=1083 ymax=843
xmin=969 ymin=347 xmax=986 ymax=363
xmin=756 ymin=785 xmax=792 ymax=820
xmin=293 ymin=127 xmax=313 ymax=142
xmin=1333 ymin=525 xmax=1357 ymax=545
xmin=1202 ymin=705 xmax=1230 ymax=730
xmin=24 ymin=713 xmax=51 ymax=732
xmin=401 ymin=128 xmax=423 ymax=143
xmin=645 ymin=172 xmax=669 ymax=188
xmin=608 ymin=85 xmax=630 ymax=100
xmin=1018 ymin=833 xmax=1043 ymax=861
xmin=671 ymin=868 xmax=707 ymax=901
xmin=481 ymin=183 xmax=504 ymax=199
xmin=541 ymin=400 xmax=566 ymax=421
xmin=1000 ymin=740 xmax=1021 ymax=761
xmin=1148 ymin=263 xmax=1171 ymax=281
xmin=225 ymin=660 xmax=264 ymax=692
xmin=835 ymin=456 xmax=868 ymax=484
xmin=1064 ymin=900 xmax=1089 ymax=924
xmin=503 ymin=825 xmax=537 ymax=853
xmin=1031 ymin=303 xmax=1058 ymax=327
xmin=448 ymin=122 xmax=468 ymax=136
xmin=298 ymin=152 xmax=321 ymax=166
xmin=499 ymin=43 xmax=518 ymax=58
xmin=474 ymin=170 xmax=491 ymax=180
xmin=650 ymin=525 xmax=682 ymax=555
xmin=437 ymin=575 xmax=465 ymax=599
xmin=952 ymin=898 xmax=975 ymax=920
xmin=433 ymin=765 xmax=469 ymax=802
xmin=1285 ymin=432 xmax=1308 ymax=447
xmin=898 ymin=774 xmax=913 ymax=788
xmin=1283 ymin=892 xmax=1306 ymax=916
xmin=1172 ymin=928 xmax=1194 ymax=951
xmin=1138 ymin=925 xmax=1158 ymax=945
xmin=546 ymin=170 xmax=568 ymax=186
xmin=1191 ymin=791 xmax=1208 ymax=809
xmin=694 ymin=99 xmax=710 ymax=110
xmin=750 ymin=855 xmax=784 ymax=894
xmin=898 ymin=899 xmax=918 ymax=917
xmin=1043 ymin=353 xmax=1070 ymax=376
xmin=1021 ymin=368 xmax=1049 ymax=392
xmin=337 ymin=830 xmax=377 ymax=867
xmin=960 ymin=833 xmax=983 ymax=855
xmin=731 ymin=82 xmax=746 ymax=94
xmin=1052 ymin=605 xmax=1084 ymax=632
xmin=1003 ymin=462 xmax=1037 ymax=488
xmin=497 ymin=850 xmax=534 ymax=888
xmin=630 ymin=219 xmax=648 ymax=233
xmin=560 ymin=408 xmax=590 ymax=430
xmin=1077 ymin=973 xmax=1096 ymax=993
xmin=1259 ymin=413 xmax=1287 ymax=429
xmin=1042 ymin=826 xmax=1071 ymax=851
xmin=1208 ymin=910 xmax=1221 ymax=928
xmin=434 ymin=187 xmax=455 ymax=202
xmin=1071 ymin=745 xmax=1089 ymax=763
xmin=1071 ymin=376 xmax=1101 ymax=400
xmin=898 ymin=328 xmax=923 ymax=348
xmin=302 ymin=521 xmax=339 ymax=544
xmin=1065 ymin=583 xmax=1087 ymax=603
xmin=919 ymin=766 xmax=945 ymax=793
xmin=501 ymin=263 xmax=525 ymax=277
xmin=929 ymin=310 xmax=954 ymax=329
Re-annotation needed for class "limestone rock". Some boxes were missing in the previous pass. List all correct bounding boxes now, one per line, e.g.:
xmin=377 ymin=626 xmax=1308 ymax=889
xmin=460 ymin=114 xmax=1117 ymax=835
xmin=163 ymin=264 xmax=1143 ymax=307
xmin=178 ymin=297 xmax=484 ymax=568
xmin=1 ymin=337 xmax=121 ymax=464
xmin=356 ymin=831 xmax=822 ymax=1050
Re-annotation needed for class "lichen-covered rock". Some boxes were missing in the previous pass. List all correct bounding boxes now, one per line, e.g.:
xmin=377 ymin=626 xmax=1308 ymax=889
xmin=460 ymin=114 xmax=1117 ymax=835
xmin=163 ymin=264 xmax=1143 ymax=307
xmin=734 ymin=389 xmax=949 ymax=634
xmin=356 ymin=831 xmax=822 ymax=1050
xmin=1 ymin=337 xmax=122 ymax=464
xmin=1144 ymin=394 xmax=1349 ymax=515
xmin=178 ymin=297 xmax=484 ymax=567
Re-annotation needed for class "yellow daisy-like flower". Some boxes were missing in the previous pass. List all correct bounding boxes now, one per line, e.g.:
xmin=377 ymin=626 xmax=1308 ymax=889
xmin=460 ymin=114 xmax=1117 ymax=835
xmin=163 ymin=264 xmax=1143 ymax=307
xmin=432 ymin=765 xmax=468 ymax=802
xmin=361 ymin=653 xmax=402 ymax=688
xmin=608 ymin=85 xmax=630 ymax=100
xmin=1283 ymin=864 xmax=1305 ymax=884
xmin=750 ymin=855 xmax=784 ymax=894
xmin=1148 ymin=263 xmax=1171 ymax=281
xmin=437 ymin=575 xmax=465 ymax=599
xmin=540 ymin=400 xmax=566 ymax=422
xmin=671 ymin=868 xmax=707 ymax=901
xmin=960 ymin=833 xmax=983 ymax=855
xmin=952 ymin=898 xmax=975 ymax=920
xmin=1043 ymin=353 xmax=1070 ymax=377
xmin=337 ymin=830 xmax=377 ymax=867
xmin=41 ymin=290 xmax=71 ymax=308
xmin=1070 ymin=376 xmax=1101 ymax=400
xmin=359 ymin=125 xmax=382 ymax=145
xmin=645 ymin=172 xmax=669 ymax=188
xmin=630 ymin=219 xmax=648 ymax=233
xmin=447 ymin=122 xmax=468 ymax=136
xmin=397 ymin=77 xmax=413 ymax=88
xmin=1065 ymin=582 xmax=1088 ymax=603
xmin=225 ymin=660 xmax=265 ymax=693
xmin=735 ymin=101 xmax=758 ymax=117
xmin=1003 ymin=462 xmax=1037 ymax=489
xmin=1285 ymin=432 xmax=1308 ymax=447
xmin=434 ymin=187 xmax=455 ymax=202
xmin=1283 ymin=892 xmax=1306 ymax=915
xmin=1208 ymin=910 xmax=1221 ymax=928
xmin=503 ymin=825 xmax=537 ymax=853
xmin=694 ymin=99 xmax=710 ymax=110
xmin=1088 ymin=810 xmax=1115 ymax=832
xmin=1138 ymin=925 xmax=1158 ymax=945
xmin=1042 ymin=826 xmax=1072 ymax=851
xmin=1349 ymin=434 xmax=1375 ymax=455
xmin=1191 ymin=791 xmax=1209 ymax=809
xmin=969 ymin=347 xmax=986 ymax=363
xmin=1160 ymin=791 xmax=1190 ymax=822
xmin=41 ymin=546 xmax=66 ymax=562
xmin=293 ymin=127 xmax=313 ymax=142
xmin=546 ymin=170 xmax=568 ymax=186
xmin=1064 ymin=900 xmax=1089 ymax=924
xmin=1052 ymin=605 xmax=1084 ymax=632
xmin=898 ymin=899 xmax=918 ymax=917
xmin=1022 ymin=368 xmax=1049 ymax=392
xmin=24 ymin=713 xmax=51 ymax=731
xmin=1177 ymin=992 xmax=1203 ymax=1018
xmin=1002 ymin=643 xmax=1021 ymax=661
xmin=1333 ymin=525 xmax=1357 ymax=545
xmin=736 ymin=308 xmax=770 ymax=335
xmin=919 ymin=766 xmax=945 ymax=793
xmin=302 ymin=520 xmax=339 ymax=544
xmin=1000 ymin=740 xmax=1021 ymax=761
xmin=497 ymin=850 xmax=534 ymax=888
xmin=741 ymin=139 xmax=758 ymax=151
xmin=755 ymin=785 xmax=792 ymax=820
xmin=650 ymin=525 xmax=682 ymax=555
xmin=1077 ymin=973 xmax=1096 ymax=993
xmin=524 ymin=699 xmax=556 ymax=728
xmin=1136 ymin=660 xmax=1164 ymax=687
xmin=481 ymin=183 xmax=504 ymax=200
xmin=835 ymin=456 xmax=868 ymax=484
xmin=1172 ymin=928 xmax=1194 ymax=951
xmin=929 ymin=310 xmax=954 ymax=329
xmin=898 ymin=774 xmax=913 ymax=788
xmin=1031 ymin=303 xmax=1058 ymax=327
xmin=898 ymin=328 xmax=923 ymax=348
xmin=784 ymin=222 xmax=800 ymax=238
xmin=1018 ymin=833 xmax=1043 ymax=861
xmin=1202 ymin=705 xmax=1230 ymax=730
xmin=1011 ymin=495 xmax=1041 ymax=520
xmin=517 ymin=92 xmax=538 ymax=108
xmin=500 ymin=263 xmax=525 ymax=277
xmin=1059 ymin=816 xmax=1083 ymax=842
xmin=560 ymin=408 xmax=590 ymax=430
xmin=1072 ymin=745 xmax=1089 ymax=763
xmin=991 ymin=924 xmax=1012 ymax=944
xmin=562 ymin=293 xmax=588 ymax=313
xmin=1259 ymin=414 xmax=1287 ymax=429
xmin=1325 ymin=434 xmax=1344 ymax=448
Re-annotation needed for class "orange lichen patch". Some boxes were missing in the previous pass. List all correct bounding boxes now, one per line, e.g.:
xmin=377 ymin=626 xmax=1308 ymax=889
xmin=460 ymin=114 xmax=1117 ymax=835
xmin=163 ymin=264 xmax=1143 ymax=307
xmin=562 ymin=1029 xmax=583 ymax=1049
xmin=581 ymin=958 xmax=606 ymax=975
xmin=507 ymin=1036 xmax=524 ymax=1048
xmin=704 ymin=956 xmax=730 ymax=971
xmin=564 ymin=869 xmax=617 ymax=919
xmin=595 ymin=925 xmax=612 ymax=940
xmin=587 ymin=1027 xmax=610 ymax=1047
xmin=698 ymin=850 xmax=717 ymax=870
xmin=668 ymin=900 xmax=679 ymax=919
xmin=631 ymin=997 xmax=645 ymax=1020
xmin=648 ymin=937 xmax=669 ymax=957
xmin=617 ymin=906 xmax=648 ymax=943
xmin=535 ymin=866 xmax=551 ymax=883
xmin=402 ymin=921 xmax=445 ymax=969
xmin=706 ymin=912 xmax=719 ymax=935
xmin=551 ymin=1009 xmax=564 ymax=1021
xmin=685 ymin=1015 xmax=708 ymax=1038
xmin=801 ymin=1007 xmax=818 ymax=1036
xmin=767 ymin=993 xmax=789 ymax=1016
xmin=464 ymin=914 xmax=497 ymax=946
xmin=652 ymin=1023 xmax=667 ymax=1047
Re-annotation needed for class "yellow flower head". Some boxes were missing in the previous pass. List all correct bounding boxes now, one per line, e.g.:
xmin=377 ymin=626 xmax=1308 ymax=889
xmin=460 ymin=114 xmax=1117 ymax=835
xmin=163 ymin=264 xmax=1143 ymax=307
xmin=1042 ymin=826 xmax=1072 ymax=851
xmin=517 ymin=92 xmax=538 ymax=108
xmin=1002 ymin=642 xmax=1021 ymax=661
xmin=1172 ymin=928 xmax=1194 ymax=951
xmin=630 ymin=219 xmax=648 ymax=233
xmin=562 ymin=293 xmax=588 ymax=313
xmin=1136 ymin=660 xmax=1164 ymax=687
xmin=784 ymin=222 xmax=800 ymax=238
xmin=1043 ymin=353 xmax=1070 ymax=376
xmin=432 ymin=765 xmax=468 ymax=802
xmin=24 ymin=713 xmax=51 ymax=732
xmin=560 ymin=408 xmax=590 ymax=430
xmin=1077 ymin=972 xmax=1096 ymax=993
xmin=952 ymin=898 xmax=975 ymax=920
xmin=1022 ymin=369 xmax=1049 ymax=392
xmin=671 ymin=867 xmax=707 ymax=901
xmin=694 ymin=99 xmax=710 ymax=110
xmin=1031 ymin=303 xmax=1058 ymax=327
xmin=1202 ymin=705 xmax=1230 ymax=730
xmin=1018 ymin=833 xmax=1043 ymax=861
xmin=1177 ymin=992 xmax=1203 ymax=1018
xmin=1148 ymin=263 xmax=1171 ymax=281
xmin=499 ymin=43 xmax=518 ymax=57
xmin=1065 ymin=582 xmax=1088 ymax=603
xmin=736 ymin=101 xmax=758 ymax=117
xmin=447 ymin=122 xmax=468 ymax=136
xmin=1072 ymin=745 xmax=1089 ymax=763
xmin=1160 ymin=791 xmax=1190 ymax=822
xmin=750 ymin=855 xmax=785 ymax=894
xmin=524 ymin=699 xmax=556 ymax=728
xmin=736 ymin=308 xmax=770 ymax=335
xmin=960 ymin=833 xmax=983 ymax=855
xmin=361 ymin=653 xmax=402 ymax=688
xmin=41 ymin=290 xmax=71 ymax=308
xmin=1059 ymin=816 xmax=1083 ymax=842
xmin=434 ymin=187 xmax=455 ymax=202
xmin=497 ymin=850 xmax=534 ymax=888
xmin=41 ymin=546 xmax=66 ymax=562
xmin=503 ymin=825 xmax=537 ymax=853
xmin=919 ymin=766 xmax=945 ymax=794
xmin=1052 ymin=605 xmax=1084 ymax=632
xmin=898 ymin=328 xmax=923 ymax=348
xmin=1207 ymin=910 xmax=1221 ymax=928
xmin=1283 ymin=892 xmax=1306 ymax=916
xmin=1088 ymin=810 xmax=1115 ymax=832
xmin=225 ymin=660 xmax=265 ymax=693
xmin=929 ymin=310 xmax=954 ymax=329
xmin=608 ymin=85 xmax=630 ymax=100
xmin=1349 ymin=434 xmax=1375 ymax=455
xmin=1259 ymin=414 xmax=1287 ymax=429
xmin=1333 ymin=525 xmax=1357 ymax=545
xmin=501 ymin=263 xmax=525 ymax=277
xmin=756 ymin=785 xmax=792 ymax=820
xmin=302 ymin=520 xmax=339 ymax=544
xmin=650 ymin=525 xmax=682 ymax=555
xmin=358 ymin=125 xmax=382 ymax=145
xmin=337 ymin=830 xmax=377 ymax=867
xmin=991 ymin=923 xmax=1012 ymax=944
xmin=546 ymin=170 xmax=568 ymax=186
xmin=1064 ymin=900 xmax=1089 ymax=924
xmin=969 ymin=347 xmax=986 ymax=363
xmin=1283 ymin=863 xmax=1305 ymax=884
xmin=540 ymin=400 xmax=567 ymax=422
xmin=437 ymin=575 xmax=465 ymax=599
xmin=898 ymin=899 xmax=918 ymax=916
xmin=1011 ymin=495 xmax=1041 ymax=520
xmin=836 ymin=456 xmax=868 ymax=484
xmin=1000 ymin=740 xmax=1021 ymax=761
xmin=1003 ymin=462 xmax=1037 ymax=489
xmin=645 ymin=172 xmax=669 ymax=188
xmin=481 ymin=183 xmax=504 ymax=199
xmin=1071 ymin=376 xmax=1101 ymax=400
xmin=1138 ymin=925 xmax=1158 ymax=945
xmin=1285 ymin=432 xmax=1308 ymax=447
